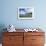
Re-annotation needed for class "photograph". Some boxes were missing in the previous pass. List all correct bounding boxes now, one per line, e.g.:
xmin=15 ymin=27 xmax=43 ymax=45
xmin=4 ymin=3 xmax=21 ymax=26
xmin=18 ymin=7 xmax=34 ymax=19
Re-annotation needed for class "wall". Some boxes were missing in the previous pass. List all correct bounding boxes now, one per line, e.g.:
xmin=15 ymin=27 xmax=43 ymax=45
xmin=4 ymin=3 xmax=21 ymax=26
xmin=0 ymin=0 xmax=46 ymax=30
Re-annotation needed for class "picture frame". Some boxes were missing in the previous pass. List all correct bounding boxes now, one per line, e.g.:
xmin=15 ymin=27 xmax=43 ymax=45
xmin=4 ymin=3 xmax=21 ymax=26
xmin=18 ymin=7 xmax=34 ymax=19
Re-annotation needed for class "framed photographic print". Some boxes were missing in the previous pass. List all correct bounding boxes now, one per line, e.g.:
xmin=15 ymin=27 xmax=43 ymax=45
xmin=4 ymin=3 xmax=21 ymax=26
xmin=18 ymin=7 xmax=34 ymax=19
